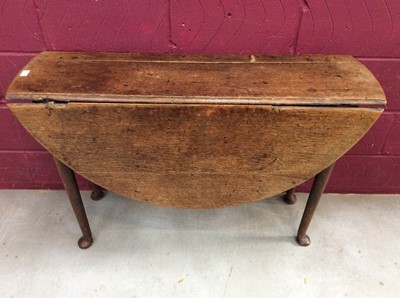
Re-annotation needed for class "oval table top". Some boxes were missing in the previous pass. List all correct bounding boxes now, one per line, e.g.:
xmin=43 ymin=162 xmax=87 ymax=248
xmin=6 ymin=52 xmax=386 ymax=208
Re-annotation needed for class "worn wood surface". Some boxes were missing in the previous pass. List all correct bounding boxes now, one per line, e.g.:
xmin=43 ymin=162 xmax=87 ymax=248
xmin=5 ymin=52 xmax=386 ymax=206
xmin=7 ymin=52 xmax=385 ymax=106
xmin=8 ymin=103 xmax=382 ymax=208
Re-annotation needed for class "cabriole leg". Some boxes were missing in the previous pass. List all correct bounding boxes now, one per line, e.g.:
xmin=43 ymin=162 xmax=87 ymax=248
xmin=90 ymin=183 xmax=104 ymax=201
xmin=283 ymin=187 xmax=297 ymax=204
xmin=53 ymin=157 xmax=93 ymax=249
xmin=296 ymin=163 xmax=335 ymax=246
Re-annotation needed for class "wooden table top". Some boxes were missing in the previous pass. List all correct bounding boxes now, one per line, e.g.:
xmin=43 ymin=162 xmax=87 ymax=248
xmin=6 ymin=52 xmax=386 ymax=208
xmin=7 ymin=52 xmax=385 ymax=107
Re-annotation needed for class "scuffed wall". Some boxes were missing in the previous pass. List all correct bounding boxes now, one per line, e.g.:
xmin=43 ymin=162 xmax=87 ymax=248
xmin=0 ymin=0 xmax=399 ymax=193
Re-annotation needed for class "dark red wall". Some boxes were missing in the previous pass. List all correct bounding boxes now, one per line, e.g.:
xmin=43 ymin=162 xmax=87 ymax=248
xmin=1 ymin=0 xmax=399 ymax=193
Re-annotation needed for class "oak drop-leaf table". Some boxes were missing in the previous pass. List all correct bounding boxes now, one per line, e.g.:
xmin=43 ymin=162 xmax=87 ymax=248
xmin=6 ymin=52 xmax=386 ymax=249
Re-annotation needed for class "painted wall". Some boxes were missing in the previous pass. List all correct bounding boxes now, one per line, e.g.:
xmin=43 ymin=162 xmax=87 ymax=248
xmin=0 ymin=0 xmax=399 ymax=193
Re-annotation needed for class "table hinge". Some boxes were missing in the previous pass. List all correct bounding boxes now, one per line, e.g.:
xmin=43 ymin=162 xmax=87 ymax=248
xmin=34 ymin=98 xmax=67 ymax=105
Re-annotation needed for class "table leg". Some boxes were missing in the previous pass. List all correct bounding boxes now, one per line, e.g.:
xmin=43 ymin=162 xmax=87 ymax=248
xmin=53 ymin=157 xmax=93 ymax=249
xmin=283 ymin=187 xmax=297 ymax=204
xmin=296 ymin=163 xmax=335 ymax=246
xmin=90 ymin=183 xmax=105 ymax=201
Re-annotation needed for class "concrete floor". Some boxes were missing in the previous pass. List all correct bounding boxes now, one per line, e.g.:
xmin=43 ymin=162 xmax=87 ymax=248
xmin=0 ymin=190 xmax=399 ymax=298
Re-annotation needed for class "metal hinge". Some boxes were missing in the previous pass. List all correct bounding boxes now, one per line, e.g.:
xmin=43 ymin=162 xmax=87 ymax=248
xmin=34 ymin=98 xmax=67 ymax=105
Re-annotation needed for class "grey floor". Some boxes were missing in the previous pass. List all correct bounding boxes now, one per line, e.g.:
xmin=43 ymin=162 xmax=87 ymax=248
xmin=0 ymin=190 xmax=399 ymax=298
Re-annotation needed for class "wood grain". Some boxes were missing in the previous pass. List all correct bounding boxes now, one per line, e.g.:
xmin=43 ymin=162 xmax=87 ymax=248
xmin=8 ymin=103 xmax=382 ymax=208
xmin=6 ymin=52 xmax=385 ymax=106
